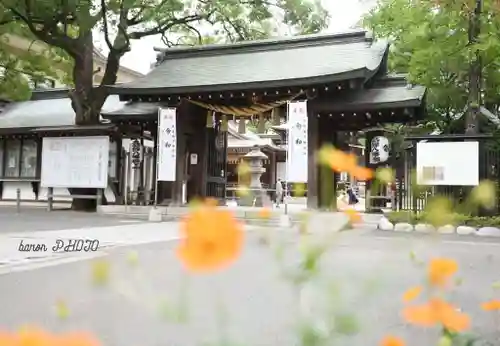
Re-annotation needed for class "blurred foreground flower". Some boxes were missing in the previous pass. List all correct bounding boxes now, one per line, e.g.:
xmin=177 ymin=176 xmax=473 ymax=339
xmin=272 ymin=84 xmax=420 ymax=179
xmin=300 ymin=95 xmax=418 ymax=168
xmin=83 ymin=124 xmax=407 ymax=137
xmin=428 ymin=258 xmax=458 ymax=287
xmin=375 ymin=167 xmax=394 ymax=184
xmin=380 ymin=335 xmax=405 ymax=346
xmin=403 ymin=297 xmax=470 ymax=332
xmin=470 ymin=180 xmax=496 ymax=209
xmin=481 ymin=299 xmax=500 ymax=311
xmin=402 ymin=258 xmax=470 ymax=332
xmin=91 ymin=259 xmax=110 ymax=286
xmin=344 ymin=208 xmax=361 ymax=224
xmin=423 ymin=197 xmax=454 ymax=227
xmin=177 ymin=199 xmax=243 ymax=273
xmin=0 ymin=327 xmax=100 ymax=346
xmin=55 ymin=299 xmax=70 ymax=320
xmin=402 ymin=286 xmax=422 ymax=303
xmin=293 ymin=183 xmax=306 ymax=197
xmin=258 ymin=208 xmax=271 ymax=219
xmin=318 ymin=145 xmax=373 ymax=181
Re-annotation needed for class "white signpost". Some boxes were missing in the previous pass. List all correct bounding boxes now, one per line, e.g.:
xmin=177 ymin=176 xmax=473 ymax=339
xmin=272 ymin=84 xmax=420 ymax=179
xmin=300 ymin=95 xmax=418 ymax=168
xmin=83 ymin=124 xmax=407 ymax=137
xmin=283 ymin=100 xmax=308 ymax=216
xmin=416 ymin=141 xmax=479 ymax=186
xmin=41 ymin=136 xmax=109 ymax=188
xmin=286 ymin=100 xmax=308 ymax=183
xmin=154 ymin=108 xmax=177 ymax=207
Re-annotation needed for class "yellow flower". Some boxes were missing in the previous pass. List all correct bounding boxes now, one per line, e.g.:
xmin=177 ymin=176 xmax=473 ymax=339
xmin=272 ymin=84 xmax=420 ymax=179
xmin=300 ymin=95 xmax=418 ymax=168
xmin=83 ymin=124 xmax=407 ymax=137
xmin=376 ymin=167 xmax=394 ymax=183
xmin=402 ymin=286 xmax=422 ymax=303
xmin=91 ymin=259 xmax=110 ymax=286
xmin=344 ymin=208 xmax=362 ymax=224
xmin=471 ymin=180 xmax=496 ymax=209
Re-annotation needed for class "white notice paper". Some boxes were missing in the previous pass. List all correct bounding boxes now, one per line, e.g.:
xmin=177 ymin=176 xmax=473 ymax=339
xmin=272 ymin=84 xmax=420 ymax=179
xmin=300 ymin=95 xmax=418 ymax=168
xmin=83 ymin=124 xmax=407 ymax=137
xmin=41 ymin=136 xmax=109 ymax=188
xmin=416 ymin=141 xmax=479 ymax=186
xmin=286 ymin=101 xmax=308 ymax=182
xmin=157 ymin=108 xmax=177 ymax=181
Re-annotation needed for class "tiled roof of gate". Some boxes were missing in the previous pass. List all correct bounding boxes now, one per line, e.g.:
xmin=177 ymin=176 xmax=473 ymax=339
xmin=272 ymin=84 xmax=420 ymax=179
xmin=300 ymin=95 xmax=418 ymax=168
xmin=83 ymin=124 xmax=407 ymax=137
xmin=326 ymin=77 xmax=426 ymax=111
xmin=109 ymin=30 xmax=389 ymax=95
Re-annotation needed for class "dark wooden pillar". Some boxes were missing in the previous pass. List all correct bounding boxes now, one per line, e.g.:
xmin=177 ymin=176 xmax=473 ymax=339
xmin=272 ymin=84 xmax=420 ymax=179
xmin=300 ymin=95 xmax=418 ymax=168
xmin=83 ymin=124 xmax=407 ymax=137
xmin=307 ymin=108 xmax=319 ymax=209
xmin=151 ymin=126 xmax=158 ymax=204
xmin=186 ymin=107 xmax=208 ymax=200
xmin=317 ymin=117 xmax=336 ymax=209
xmin=171 ymin=107 xmax=188 ymax=205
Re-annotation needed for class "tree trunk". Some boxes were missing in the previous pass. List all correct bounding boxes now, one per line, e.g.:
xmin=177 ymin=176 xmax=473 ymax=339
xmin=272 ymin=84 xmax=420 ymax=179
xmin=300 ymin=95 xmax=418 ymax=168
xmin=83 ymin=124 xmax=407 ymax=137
xmin=67 ymin=31 xmax=102 ymax=211
xmin=465 ymin=0 xmax=482 ymax=134
xmin=66 ymin=31 xmax=125 ymax=211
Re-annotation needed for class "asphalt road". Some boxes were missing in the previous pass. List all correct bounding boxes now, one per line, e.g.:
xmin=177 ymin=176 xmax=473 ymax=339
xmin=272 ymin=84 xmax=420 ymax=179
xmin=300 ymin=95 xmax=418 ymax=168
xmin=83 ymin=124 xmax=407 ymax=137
xmin=0 ymin=207 xmax=143 ymax=233
xmin=0 ymin=230 xmax=499 ymax=346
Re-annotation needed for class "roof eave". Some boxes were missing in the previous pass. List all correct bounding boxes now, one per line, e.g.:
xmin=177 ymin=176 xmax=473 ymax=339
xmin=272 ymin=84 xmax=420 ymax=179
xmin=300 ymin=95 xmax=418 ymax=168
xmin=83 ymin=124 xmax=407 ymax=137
xmin=107 ymin=69 xmax=368 ymax=96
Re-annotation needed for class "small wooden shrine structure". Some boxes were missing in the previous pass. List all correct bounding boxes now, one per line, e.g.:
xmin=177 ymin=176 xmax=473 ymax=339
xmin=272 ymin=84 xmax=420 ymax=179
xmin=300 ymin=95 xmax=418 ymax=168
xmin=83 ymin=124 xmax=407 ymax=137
xmin=103 ymin=30 xmax=427 ymax=208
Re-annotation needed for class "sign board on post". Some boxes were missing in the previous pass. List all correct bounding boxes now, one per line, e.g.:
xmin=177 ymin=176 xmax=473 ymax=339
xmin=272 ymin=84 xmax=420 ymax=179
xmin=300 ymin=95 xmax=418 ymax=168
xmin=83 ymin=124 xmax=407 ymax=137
xmin=286 ymin=100 xmax=308 ymax=182
xmin=157 ymin=108 xmax=177 ymax=181
xmin=416 ymin=141 xmax=479 ymax=186
xmin=41 ymin=136 xmax=110 ymax=188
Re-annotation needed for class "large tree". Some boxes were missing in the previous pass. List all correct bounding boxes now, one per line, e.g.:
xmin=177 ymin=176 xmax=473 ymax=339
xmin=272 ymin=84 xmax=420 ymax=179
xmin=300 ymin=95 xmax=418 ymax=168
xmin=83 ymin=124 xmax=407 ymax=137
xmin=364 ymin=0 xmax=500 ymax=133
xmin=0 ymin=0 xmax=329 ymax=124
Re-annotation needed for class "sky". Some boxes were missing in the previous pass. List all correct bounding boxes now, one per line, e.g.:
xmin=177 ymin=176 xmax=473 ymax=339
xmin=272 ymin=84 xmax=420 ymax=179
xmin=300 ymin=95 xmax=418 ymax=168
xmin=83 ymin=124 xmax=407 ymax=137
xmin=116 ymin=0 xmax=377 ymax=75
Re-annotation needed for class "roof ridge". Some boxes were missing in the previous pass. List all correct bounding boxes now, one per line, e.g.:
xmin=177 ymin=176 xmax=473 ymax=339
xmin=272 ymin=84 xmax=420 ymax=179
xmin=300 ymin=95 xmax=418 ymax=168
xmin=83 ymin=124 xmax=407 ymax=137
xmin=154 ymin=30 xmax=371 ymax=63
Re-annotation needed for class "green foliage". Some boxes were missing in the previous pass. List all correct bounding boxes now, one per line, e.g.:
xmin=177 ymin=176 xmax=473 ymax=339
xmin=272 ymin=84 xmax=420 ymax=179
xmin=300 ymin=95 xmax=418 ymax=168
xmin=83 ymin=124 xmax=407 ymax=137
xmin=364 ymin=0 xmax=500 ymax=133
xmin=0 ymin=18 xmax=72 ymax=101
xmin=387 ymin=210 xmax=500 ymax=228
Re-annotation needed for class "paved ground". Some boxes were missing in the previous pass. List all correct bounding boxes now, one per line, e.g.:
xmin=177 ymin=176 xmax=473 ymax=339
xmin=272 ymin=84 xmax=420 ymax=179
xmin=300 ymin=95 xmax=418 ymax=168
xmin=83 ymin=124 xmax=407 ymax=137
xmin=0 ymin=224 xmax=499 ymax=346
xmin=0 ymin=207 xmax=145 ymax=233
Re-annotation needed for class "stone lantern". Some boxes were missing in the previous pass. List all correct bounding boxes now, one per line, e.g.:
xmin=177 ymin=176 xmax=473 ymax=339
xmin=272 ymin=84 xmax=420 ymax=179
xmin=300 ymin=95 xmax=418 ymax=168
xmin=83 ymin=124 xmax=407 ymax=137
xmin=239 ymin=145 xmax=269 ymax=207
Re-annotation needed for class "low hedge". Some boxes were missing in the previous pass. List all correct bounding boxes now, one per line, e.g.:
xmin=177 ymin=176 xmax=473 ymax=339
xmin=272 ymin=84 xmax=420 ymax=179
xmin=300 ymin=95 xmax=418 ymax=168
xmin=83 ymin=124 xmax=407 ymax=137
xmin=386 ymin=211 xmax=500 ymax=228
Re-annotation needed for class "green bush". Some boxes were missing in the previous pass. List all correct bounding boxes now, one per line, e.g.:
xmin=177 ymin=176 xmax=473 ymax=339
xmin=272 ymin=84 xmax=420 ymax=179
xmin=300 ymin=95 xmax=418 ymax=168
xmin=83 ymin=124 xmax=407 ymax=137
xmin=386 ymin=211 xmax=500 ymax=228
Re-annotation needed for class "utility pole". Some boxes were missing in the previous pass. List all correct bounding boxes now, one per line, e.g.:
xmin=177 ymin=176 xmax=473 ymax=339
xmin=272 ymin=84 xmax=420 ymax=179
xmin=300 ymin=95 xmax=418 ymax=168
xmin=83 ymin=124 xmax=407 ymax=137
xmin=465 ymin=0 xmax=482 ymax=134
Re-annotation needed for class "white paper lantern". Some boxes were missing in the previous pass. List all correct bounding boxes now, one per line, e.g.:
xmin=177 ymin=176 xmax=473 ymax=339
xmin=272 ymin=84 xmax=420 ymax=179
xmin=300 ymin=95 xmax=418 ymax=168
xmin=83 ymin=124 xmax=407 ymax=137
xmin=370 ymin=136 xmax=390 ymax=164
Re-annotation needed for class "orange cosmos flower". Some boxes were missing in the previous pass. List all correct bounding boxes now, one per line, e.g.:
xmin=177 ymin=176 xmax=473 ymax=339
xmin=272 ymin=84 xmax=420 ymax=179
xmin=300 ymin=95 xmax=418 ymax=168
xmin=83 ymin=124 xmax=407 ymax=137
xmin=402 ymin=286 xmax=422 ymax=303
xmin=380 ymin=335 xmax=405 ymax=346
xmin=481 ymin=299 xmax=500 ymax=311
xmin=350 ymin=165 xmax=374 ymax=181
xmin=177 ymin=200 xmax=243 ymax=273
xmin=403 ymin=298 xmax=470 ymax=332
xmin=428 ymin=258 xmax=458 ymax=287
xmin=325 ymin=147 xmax=373 ymax=181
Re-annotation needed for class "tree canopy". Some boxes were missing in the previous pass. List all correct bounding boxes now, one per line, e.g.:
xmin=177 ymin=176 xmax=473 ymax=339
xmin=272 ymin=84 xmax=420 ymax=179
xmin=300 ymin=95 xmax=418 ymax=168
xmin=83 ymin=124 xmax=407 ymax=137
xmin=364 ymin=0 xmax=500 ymax=133
xmin=0 ymin=0 xmax=329 ymax=123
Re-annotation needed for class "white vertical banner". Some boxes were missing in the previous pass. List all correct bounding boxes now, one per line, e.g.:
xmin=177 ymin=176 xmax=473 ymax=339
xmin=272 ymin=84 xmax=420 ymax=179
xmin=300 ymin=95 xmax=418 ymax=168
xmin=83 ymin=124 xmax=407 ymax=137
xmin=286 ymin=100 xmax=308 ymax=182
xmin=157 ymin=108 xmax=177 ymax=181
